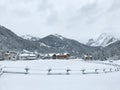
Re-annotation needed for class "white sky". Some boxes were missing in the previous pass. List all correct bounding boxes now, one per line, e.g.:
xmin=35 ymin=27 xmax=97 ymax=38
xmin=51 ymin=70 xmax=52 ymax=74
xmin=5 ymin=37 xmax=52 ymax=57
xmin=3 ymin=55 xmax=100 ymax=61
xmin=0 ymin=0 xmax=120 ymax=43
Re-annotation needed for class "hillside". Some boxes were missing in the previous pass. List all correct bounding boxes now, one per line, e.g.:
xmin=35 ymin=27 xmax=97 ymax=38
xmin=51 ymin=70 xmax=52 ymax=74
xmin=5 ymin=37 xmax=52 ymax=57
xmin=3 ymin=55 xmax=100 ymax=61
xmin=1 ymin=25 xmax=120 ymax=60
xmin=0 ymin=25 xmax=40 ymax=51
xmin=38 ymin=34 xmax=99 ymax=56
xmin=0 ymin=25 xmax=99 ymax=56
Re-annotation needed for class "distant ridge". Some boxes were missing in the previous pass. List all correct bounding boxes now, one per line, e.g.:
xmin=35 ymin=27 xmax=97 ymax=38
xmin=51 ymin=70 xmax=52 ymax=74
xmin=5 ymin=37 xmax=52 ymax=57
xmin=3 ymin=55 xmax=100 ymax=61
xmin=86 ymin=33 xmax=118 ymax=47
xmin=1 ymin=25 xmax=120 ymax=60
xmin=0 ymin=25 xmax=98 ymax=57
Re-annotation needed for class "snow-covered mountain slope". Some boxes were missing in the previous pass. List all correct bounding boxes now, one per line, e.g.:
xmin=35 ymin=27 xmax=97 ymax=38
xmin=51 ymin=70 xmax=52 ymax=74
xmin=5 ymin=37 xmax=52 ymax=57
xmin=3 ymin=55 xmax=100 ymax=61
xmin=87 ymin=33 xmax=118 ymax=47
xmin=0 ymin=25 xmax=98 ymax=56
xmin=21 ymin=34 xmax=40 ymax=41
xmin=38 ymin=34 xmax=98 ymax=56
xmin=0 ymin=25 xmax=41 ymax=51
xmin=53 ymin=34 xmax=65 ymax=40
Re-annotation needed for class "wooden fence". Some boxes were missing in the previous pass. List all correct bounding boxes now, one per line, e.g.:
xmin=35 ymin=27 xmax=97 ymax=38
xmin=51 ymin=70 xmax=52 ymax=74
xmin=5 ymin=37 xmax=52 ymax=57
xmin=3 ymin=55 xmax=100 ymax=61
xmin=0 ymin=62 xmax=120 ymax=76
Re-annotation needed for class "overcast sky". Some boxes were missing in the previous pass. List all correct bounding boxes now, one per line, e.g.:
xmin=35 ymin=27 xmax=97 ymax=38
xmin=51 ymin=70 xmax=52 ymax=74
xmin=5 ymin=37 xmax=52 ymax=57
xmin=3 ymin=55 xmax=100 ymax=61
xmin=0 ymin=0 xmax=120 ymax=43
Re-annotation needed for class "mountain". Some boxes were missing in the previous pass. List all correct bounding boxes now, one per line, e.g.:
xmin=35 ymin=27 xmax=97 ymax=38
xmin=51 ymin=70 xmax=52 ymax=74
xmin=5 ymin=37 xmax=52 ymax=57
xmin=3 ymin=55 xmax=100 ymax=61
xmin=2 ymin=25 xmax=120 ymax=60
xmin=21 ymin=34 xmax=40 ymax=41
xmin=0 ymin=25 xmax=40 ymax=51
xmin=101 ymin=40 xmax=120 ymax=60
xmin=0 ymin=26 xmax=99 ymax=57
xmin=87 ymin=33 xmax=118 ymax=47
xmin=91 ymin=39 xmax=120 ymax=60
xmin=38 ymin=34 xmax=99 ymax=56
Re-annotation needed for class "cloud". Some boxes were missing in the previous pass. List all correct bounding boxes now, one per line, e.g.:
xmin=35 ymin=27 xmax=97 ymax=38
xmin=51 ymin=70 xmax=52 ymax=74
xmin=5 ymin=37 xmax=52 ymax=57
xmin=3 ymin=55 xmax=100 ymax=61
xmin=46 ymin=11 xmax=59 ymax=25
xmin=109 ymin=0 xmax=120 ymax=11
xmin=0 ymin=0 xmax=120 ymax=43
xmin=38 ymin=0 xmax=51 ymax=11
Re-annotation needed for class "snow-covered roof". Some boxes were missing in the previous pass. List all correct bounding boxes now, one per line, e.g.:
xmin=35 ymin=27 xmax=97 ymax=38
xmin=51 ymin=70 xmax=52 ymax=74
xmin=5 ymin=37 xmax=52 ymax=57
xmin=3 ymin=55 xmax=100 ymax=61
xmin=43 ymin=53 xmax=69 ymax=57
xmin=19 ymin=53 xmax=36 ymax=57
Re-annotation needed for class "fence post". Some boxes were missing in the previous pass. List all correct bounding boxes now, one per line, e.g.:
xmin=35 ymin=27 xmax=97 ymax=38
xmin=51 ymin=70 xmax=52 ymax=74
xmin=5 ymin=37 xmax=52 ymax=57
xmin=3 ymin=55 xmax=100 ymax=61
xmin=81 ymin=69 xmax=85 ymax=74
xmin=109 ymin=68 xmax=112 ymax=72
xmin=25 ymin=67 xmax=29 ymax=74
xmin=0 ymin=68 xmax=3 ymax=76
xmin=95 ymin=69 xmax=98 ymax=74
xmin=47 ymin=69 xmax=52 ymax=75
xmin=115 ymin=68 xmax=117 ymax=72
xmin=118 ymin=68 xmax=120 ymax=71
xmin=103 ymin=69 xmax=106 ymax=73
xmin=116 ymin=68 xmax=119 ymax=71
xmin=66 ymin=69 xmax=71 ymax=75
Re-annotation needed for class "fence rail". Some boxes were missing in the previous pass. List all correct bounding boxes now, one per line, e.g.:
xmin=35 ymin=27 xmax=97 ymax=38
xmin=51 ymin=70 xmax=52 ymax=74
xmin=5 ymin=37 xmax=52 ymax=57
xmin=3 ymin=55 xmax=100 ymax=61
xmin=0 ymin=62 xmax=120 ymax=76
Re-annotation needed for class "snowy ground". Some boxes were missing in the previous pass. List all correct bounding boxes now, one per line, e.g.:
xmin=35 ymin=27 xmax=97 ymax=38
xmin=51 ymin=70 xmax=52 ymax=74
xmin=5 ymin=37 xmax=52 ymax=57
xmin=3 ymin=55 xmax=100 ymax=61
xmin=0 ymin=59 xmax=120 ymax=90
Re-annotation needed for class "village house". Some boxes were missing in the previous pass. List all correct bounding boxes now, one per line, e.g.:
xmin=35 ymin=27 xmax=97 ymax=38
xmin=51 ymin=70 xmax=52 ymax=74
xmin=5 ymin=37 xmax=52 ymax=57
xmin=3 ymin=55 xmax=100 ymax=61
xmin=0 ymin=50 xmax=18 ymax=60
xmin=52 ymin=53 xmax=70 ymax=59
xmin=19 ymin=50 xmax=37 ymax=60
xmin=0 ymin=50 xmax=39 ymax=60
xmin=4 ymin=51 xmax=11 ymax=60
xmin=83 ymin=54 xmax=93 ymax=60
xmin=41 ymin=54 xmax=51 ymax=59
xmin=18 ymin=50 xmax=38 ymax=60
xmin=4 ymin=51 xmax=18 ymax=60
xmin=19 ymin=53 xmax=37 ymax=60
xmin=41 ymin=53 xmax=70 ymax=60
xmin=0 ymin=51 xmax=4 ymax=60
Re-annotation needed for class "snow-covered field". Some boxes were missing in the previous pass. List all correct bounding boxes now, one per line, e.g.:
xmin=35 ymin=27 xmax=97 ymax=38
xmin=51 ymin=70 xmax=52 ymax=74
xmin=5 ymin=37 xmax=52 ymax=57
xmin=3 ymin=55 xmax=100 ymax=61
xmin=0 ymin=59 xmax=120 ymax=90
